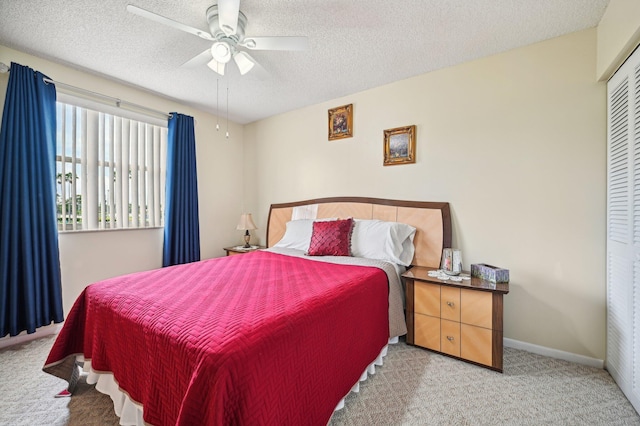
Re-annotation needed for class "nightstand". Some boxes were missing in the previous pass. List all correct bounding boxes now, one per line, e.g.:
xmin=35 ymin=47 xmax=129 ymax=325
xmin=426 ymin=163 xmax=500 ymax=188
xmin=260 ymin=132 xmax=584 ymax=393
xmin=402 ymin=266 xmax=509 ymax=372
xmin=224 ymin=246 xmax=265 ymax=256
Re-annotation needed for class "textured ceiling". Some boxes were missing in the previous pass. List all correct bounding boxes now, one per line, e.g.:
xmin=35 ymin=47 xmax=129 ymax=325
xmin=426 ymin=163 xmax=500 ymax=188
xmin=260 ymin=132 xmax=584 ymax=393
xmin=0 ymin=0 xmax=610 ymax=124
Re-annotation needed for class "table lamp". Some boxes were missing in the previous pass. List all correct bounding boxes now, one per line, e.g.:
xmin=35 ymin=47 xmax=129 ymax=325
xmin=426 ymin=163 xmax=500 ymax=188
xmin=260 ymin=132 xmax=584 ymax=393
xmin=237 ymin=213 xmax=257 ymax=248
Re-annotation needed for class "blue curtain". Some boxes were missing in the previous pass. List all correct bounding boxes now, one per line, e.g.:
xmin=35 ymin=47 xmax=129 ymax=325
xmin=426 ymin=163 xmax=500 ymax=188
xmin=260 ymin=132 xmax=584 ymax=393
xmin=0 ymin=62 xmax=63 ymax=337
xmin=163 ymin=113 xmax=200 ymax=266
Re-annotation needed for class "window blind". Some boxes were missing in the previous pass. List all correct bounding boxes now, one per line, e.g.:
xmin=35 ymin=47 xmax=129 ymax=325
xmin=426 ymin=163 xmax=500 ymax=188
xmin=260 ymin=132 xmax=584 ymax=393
xmin=56 ymin=102 xmax=167 ymax=231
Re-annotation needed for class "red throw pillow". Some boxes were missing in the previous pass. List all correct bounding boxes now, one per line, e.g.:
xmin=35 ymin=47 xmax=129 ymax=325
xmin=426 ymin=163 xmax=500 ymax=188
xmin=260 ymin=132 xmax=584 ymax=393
xmin=307 ymin=218 xmax=354 ymax=256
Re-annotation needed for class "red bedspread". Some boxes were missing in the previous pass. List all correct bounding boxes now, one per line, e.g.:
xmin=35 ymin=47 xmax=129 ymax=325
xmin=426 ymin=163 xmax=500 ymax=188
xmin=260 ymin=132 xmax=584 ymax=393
xmin=44 ymin=251 xmax=390 ymax=425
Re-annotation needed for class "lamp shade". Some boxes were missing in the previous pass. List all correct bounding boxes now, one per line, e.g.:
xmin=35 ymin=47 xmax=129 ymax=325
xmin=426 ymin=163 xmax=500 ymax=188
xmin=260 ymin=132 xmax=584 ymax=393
xmin=236 ymin=213 xmax=257 ymax=231
xmin=207 ymin=58 xmax=225 ymax=76
xmin=233 ymin=51 xmax=256 ymax=75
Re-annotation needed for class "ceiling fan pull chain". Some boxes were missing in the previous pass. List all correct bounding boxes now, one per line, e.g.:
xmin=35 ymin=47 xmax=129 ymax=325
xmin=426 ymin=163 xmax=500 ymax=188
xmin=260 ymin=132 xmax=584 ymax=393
xmin=226 ymin=84 xmax=230 ymax=139
xmin=216 ymin=79 xmax=220 ymax=132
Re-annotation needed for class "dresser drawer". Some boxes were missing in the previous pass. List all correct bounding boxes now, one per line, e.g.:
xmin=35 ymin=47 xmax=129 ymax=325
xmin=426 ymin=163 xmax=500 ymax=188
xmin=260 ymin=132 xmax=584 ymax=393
xmin=461 ymin=289 xmax=493 ymax=329
xmin=440 ymin=319 xmax=460 ymax=357
xmin=414 ymin=282 xmax=440 ymax=317
xmin=415 ymin=313 xmax=440 ymax=351
xmin=441 ymin=286 xmax=460 ymax=322
xmin=461 ymin=323 xmax=493 ymax=366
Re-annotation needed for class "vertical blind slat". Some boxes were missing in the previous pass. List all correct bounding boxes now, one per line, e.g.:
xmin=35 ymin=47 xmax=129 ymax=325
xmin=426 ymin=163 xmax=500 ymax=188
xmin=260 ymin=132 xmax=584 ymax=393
xmin=114 ymin=117 xmax=123 ymax=228
xmin=80 ymin=108 xmax=88 ymax=229
xmin=153 ymin=126 xmax=161 ymax=226
xmin=86 ymin=110 xmax=99 ymax=229
xmin=130 ymin=121 xmax=139 ymax=228
xmin=108 ymin=115 xmax=116 ymax=229
xmin=160 ymin=129 xmax=167 ymax=227
xmin=147 ymin=125 xmax=155 ymax=227
xmin=98 ymin=113 xmax=106 ymax=229
xmin=59 ymin=105 xmax=66 ymax=231
xmin=122 ymin=119 xmax=130 ymax=229
xmin=70 ymin=107 xmax=77 ymax=231
xmin=138 ymin=124 xmax=146 ymax=227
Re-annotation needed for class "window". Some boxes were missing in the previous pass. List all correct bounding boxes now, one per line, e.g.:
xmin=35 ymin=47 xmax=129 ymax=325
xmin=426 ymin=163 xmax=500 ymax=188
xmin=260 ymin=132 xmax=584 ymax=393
xmin=55 ymin=101 xmax=167 ymax=231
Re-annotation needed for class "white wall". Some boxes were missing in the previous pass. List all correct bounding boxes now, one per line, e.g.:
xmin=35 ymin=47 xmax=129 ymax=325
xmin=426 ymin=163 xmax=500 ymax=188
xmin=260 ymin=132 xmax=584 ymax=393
xmin=245 ymin=29 xmax=607 ymax=359
xmin=0 ymin=45 xmax=246 ymax=317
xmin=597 ymin=0 xmax=640 ymax=80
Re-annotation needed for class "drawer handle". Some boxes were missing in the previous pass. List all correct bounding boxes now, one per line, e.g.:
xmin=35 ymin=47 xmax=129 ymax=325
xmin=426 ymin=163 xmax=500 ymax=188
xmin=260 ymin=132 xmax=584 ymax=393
xmin=446 ymin=301 xmax=455 ymax=307
xmin=447 ymin=336 xmax=455 ymax=341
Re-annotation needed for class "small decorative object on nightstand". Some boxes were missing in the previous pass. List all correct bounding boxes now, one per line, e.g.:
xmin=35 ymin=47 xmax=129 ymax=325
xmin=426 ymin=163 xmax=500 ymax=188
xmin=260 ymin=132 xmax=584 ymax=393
xmin=224 ymin=245 xmax=265 ymax=256
xmin=471 ymin=263 xmax=509 ymax=283
xmin=441 ymin=248 xmax=463 ymax=275
xmin=236 ymin=213 xmax=257 ymax=248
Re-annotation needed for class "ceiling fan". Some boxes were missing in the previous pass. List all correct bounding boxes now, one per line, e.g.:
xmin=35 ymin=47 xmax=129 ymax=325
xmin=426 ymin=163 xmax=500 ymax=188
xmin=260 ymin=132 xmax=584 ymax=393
xmin=126 ymin=1 xmax=309 ymax=76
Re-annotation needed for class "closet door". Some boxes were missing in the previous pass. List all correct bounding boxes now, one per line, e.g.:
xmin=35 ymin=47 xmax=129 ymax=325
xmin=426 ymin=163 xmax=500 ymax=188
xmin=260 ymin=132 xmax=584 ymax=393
xmin=607 ymin=46 xmax=640 ymax=414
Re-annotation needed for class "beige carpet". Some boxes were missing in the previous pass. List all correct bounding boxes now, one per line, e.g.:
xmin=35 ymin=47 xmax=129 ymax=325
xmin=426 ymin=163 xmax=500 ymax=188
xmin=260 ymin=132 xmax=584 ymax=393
xmin=1 ymin=335 xmax=638 ymax=426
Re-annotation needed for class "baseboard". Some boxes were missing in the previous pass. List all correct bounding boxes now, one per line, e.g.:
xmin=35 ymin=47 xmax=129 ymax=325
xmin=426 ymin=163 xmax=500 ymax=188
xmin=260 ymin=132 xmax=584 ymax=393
xmin=0 ymin=328 xmax=605 ymax=369
xmin=504 ymin=338 xmax=604 ymax=369
xmin=0 ymin=324 xmax=62 ymax=350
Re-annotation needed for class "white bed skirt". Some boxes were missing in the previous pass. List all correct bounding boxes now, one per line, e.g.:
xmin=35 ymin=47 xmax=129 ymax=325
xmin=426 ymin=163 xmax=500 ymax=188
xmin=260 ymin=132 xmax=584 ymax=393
xmin=78 ymin=336 xmax=398 ymax=426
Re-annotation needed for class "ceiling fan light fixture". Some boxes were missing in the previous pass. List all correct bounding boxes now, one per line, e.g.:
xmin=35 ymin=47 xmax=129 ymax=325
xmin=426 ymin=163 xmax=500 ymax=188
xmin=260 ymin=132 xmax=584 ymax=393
xmin=126 ymin=2 xmax=308 ymax=77
xmin=233 ymin=51 xmax=255 ymax=75
xmin=211 ymin=42 xmax=232 ymax=63
xmin=207 ymin=58 xmax=225 ymax=76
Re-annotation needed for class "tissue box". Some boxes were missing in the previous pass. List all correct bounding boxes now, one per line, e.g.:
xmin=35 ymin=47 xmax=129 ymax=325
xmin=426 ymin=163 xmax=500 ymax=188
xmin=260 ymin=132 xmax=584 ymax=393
xmin=471 ymin=263 xmax=509 ymax=283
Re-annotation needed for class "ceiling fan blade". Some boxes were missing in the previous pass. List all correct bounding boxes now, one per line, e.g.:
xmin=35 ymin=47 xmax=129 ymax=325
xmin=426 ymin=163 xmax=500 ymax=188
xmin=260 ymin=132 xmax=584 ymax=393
xmin=240 ymin=36 xmax=309 ymax=51
xmin=127 ymin=4 xmax=214 ymax=41
xmin=207 ymin=58 xmax=226 ymax=76
xmin=217 ymin=0 xmax=240 ymax=36
xmin=181 ymin=48 xmax=213 ymax=68
xmin=232 ymin=51 xmax=256 ymax=75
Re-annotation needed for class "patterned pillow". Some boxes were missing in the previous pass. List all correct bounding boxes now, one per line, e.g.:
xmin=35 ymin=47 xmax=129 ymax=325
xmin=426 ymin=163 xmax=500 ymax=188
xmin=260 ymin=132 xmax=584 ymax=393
xmin=307 ymin=218 xmax=354 ymax=256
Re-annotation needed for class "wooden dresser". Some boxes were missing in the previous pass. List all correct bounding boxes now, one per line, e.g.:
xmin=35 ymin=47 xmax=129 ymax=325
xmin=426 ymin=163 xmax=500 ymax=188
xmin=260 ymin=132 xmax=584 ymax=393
xmin=403 ymin=266 xmax=509 ymax=372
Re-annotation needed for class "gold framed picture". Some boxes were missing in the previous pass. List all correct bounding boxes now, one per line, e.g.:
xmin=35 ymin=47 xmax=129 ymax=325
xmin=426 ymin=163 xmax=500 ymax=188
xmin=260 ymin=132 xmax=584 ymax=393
xmin=383 ymin=125 xmax=416 ymax=166
xmin=328 ymin=104 xmax=353 ymax=140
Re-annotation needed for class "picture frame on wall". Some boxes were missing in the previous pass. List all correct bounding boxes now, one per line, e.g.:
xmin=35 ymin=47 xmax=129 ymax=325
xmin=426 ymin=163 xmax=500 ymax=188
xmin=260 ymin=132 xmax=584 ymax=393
xmin=328 ymin=104 xmax=353 ymax=141
xmin=383 ymin=125 xmax=416 ymax=166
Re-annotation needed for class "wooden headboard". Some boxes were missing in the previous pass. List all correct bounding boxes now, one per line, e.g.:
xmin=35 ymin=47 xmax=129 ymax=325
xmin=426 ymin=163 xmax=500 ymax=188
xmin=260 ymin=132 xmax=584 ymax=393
xmin=267 ymin=197 xmax=451 ymax=268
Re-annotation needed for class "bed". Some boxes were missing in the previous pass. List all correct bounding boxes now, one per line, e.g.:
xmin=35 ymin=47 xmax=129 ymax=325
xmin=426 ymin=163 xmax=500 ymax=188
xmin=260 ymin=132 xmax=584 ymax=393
xmin=44 ymin=196 xmax=451 ymax=425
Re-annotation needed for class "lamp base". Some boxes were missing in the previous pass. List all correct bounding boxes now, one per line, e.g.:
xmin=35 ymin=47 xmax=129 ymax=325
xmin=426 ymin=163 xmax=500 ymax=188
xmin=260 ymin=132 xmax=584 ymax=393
xmin=243 ymin=230 xmax=251 ymax=248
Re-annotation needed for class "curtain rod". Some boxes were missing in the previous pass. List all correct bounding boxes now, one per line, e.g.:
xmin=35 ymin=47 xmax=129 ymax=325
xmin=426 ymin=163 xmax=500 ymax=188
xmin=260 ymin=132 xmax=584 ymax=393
xmin=0 ymin=62 xmax=171 ymax=120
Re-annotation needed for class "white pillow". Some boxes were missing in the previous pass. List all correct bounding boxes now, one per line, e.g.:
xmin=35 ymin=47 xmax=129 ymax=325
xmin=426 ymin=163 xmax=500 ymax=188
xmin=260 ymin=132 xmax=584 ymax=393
xmin=351 ymin=219 xmax=416 ymax=266
xmin=273 ymin=219 xmax=314 ymax=251
xmin=273 ymin=218 xmax=337 ymax=251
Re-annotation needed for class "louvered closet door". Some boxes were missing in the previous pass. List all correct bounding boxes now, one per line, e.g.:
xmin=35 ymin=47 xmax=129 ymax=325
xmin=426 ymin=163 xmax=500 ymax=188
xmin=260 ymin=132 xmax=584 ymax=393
xmin=607 ymin=45 xmax=640 ymax=415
